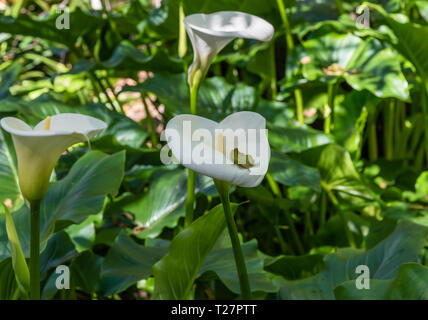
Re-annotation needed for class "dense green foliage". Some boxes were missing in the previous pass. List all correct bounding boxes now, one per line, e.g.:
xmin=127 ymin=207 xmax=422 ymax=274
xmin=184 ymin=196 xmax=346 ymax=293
xmin=0 ymin=0 xmax=427 ymax=300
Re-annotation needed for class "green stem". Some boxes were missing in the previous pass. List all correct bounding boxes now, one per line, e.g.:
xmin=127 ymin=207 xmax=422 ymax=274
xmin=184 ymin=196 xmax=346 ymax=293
xmin=294 ymin=89 xmax=304 ymax=125
xmin=104 ymin=77 xmax=123 ymax=113
xmin=305 ymin=211 xmax=314 ymax=236
xmin=384 ymin=99 xmax=394 ymax=160
xmin=266 ymin=174 xmax=288 ymax=253
xmin=368 ymin=109 xmax=378 ymax=161
xmin=276 ymin=0 xmax=305 ymax=125
xmin=141 ymin=94 xmax=158 ymax=147
xmin=274 ymin=226 xmax=288 ymax=254
xmin=185 ymin=79 xmax=202 ymax=226
xmin=276 ymin=0 xmax=294 ymax=50
xmin=30 ymin=200 xmax=41 ymax=300
xmin=11 ymin=0 xmax=25 ymax=17
xmin=409 ymin=118 xmax=423 ymax=160
xmin=415 ymin=142 xmax=425 ymax=171
xmin=190 ymin=81 xmax=200 ymax=115
xmin=284 ymin=209 xmax=304 ymax=254
xmin=394 ymin=101 xmax=404 ymax=158
xmin=269 ymin=42 xmax=277 ymax=100
xmin=34 ymin=0 xmax=49 ymax=12
xmin=355 ymin=106 xmax=369 ymax=162
xmin=266 ymin=173 xmax=304 ymax=254
xmin=185 ymin=170 xmax=196 ymax=227
xmin=94 ymin=74 xmax=116 ymax=111
xmin=88 ymin=72 xmax=113 ymax=111
xmin=322 ymin=183 xmax=356 ymax=248
xmin=324 ymin=82 xmax=335 ymax=134
xmin=214 ymin=180 xmax=251 ymax=299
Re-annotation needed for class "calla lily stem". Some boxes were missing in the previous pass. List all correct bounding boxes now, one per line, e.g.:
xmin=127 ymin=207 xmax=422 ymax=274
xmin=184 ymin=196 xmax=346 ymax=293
xmin=185 ymin=170 xmax=196 ymax=226
xmin=276 ymin=0 xmax=293 ymax=50
xmin=276 ymin=0 xmax=305 ymax=124
xmin=214 ymin=179 xmax=251 ymax=299
xmin=185 ymin=77 xmax=202 ymax=226
xmin=30 ymin=199 xmax=41 ymax=300
xmin=190 ymin=77 xmax=201 ymax=115
xmin=324 ymin=82 xmax=336 ymax=134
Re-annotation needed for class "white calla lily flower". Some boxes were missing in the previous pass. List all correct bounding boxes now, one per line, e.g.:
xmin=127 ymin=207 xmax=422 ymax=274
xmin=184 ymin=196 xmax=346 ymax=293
xmin=1 ymin=113 xmax=107 ymax=201
xmin=165 ymin=111 xmax=270 ymax=187
xmin=184 ymin=11 xmax=274 ymax=86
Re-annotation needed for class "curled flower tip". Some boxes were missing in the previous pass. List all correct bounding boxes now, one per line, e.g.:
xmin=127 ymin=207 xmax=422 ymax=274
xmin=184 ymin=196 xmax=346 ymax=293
xmin=42 ymin=116 xmax=51 ymax=131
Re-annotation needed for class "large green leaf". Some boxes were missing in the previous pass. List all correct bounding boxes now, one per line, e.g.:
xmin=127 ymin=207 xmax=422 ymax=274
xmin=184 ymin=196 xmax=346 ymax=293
xmin=265 ymin=254 xmax=325 ymax=280
xmin=344 ymin=39 xmax=409 ymax=101
xmin=268 ymin=123 xmax=333 ymax=154
xmin=317 ymin=144 xmax=372 ymax=199
xmin=296 ymin=30 xmax=409 ymax=100
xmin=3 ymin=204 xmax=29 ymax=295
xmin=302 ymin=32 xmax=362 ymax=81
xmin=334 ymin=263 xmax=428 ymax=300
xmin=97 ymin=232 xmax=168 ymax=296
xmin=200 ymin=235 xmax=278 ymax=294
xmin=0 ymin=151 xmax=125 ymax=262
xmin=0 ymin=128 xmax=19 ymax=206
xmin=299 ymin=143 xmax=373 ymax=199
xmin=366 ymin=2 xmax=428 ymax=82
xmin=274 ymin=220 xmax=428 ymax=299
xmin=41 ymin=151 xmax=125 ymax=240
xmin=65 ymin=213 xmax=102 ymax=253
xmin=71 ymin=251 xmax=103 ymax=295
xmin=40 ymin=231 xmax=77 ymax=280
xmin=123 ymin=168 xmax=213 ymax=239
xmin=152 ymin=203 xmax=239 ymax=300
xmin=333 ymin=90 xmax=379 ymax=155
xmin=0 ymin=259 xmax=19 ymax=300
xmin=269 ymin=150 xmax=321 ymax=191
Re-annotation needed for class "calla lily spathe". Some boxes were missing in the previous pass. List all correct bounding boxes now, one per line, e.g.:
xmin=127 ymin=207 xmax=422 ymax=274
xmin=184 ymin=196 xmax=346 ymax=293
xmin=184 ymin=11 xmax=274 ymax=86
xmin=1 ymin=114 xmax=107 ymax=201
xmin=165 ymin=111 xmax=270 ymax=187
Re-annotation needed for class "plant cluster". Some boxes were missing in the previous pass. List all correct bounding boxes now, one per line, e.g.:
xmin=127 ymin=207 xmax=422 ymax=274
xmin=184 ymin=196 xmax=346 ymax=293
xmin=0 ymin=0 xmax=427 ymax=300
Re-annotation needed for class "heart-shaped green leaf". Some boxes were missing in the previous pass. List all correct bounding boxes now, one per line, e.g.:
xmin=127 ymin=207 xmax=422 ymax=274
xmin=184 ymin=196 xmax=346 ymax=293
xmin=152 ymin=203 xmax=239 ymax=299
xmin=274 ymin=220 xmax=428 ymax=299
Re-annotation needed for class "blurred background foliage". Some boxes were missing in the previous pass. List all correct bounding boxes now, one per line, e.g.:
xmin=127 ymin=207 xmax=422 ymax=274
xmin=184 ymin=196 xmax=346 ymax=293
xmin=0 ymin=0 xmax=427 ymax=300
